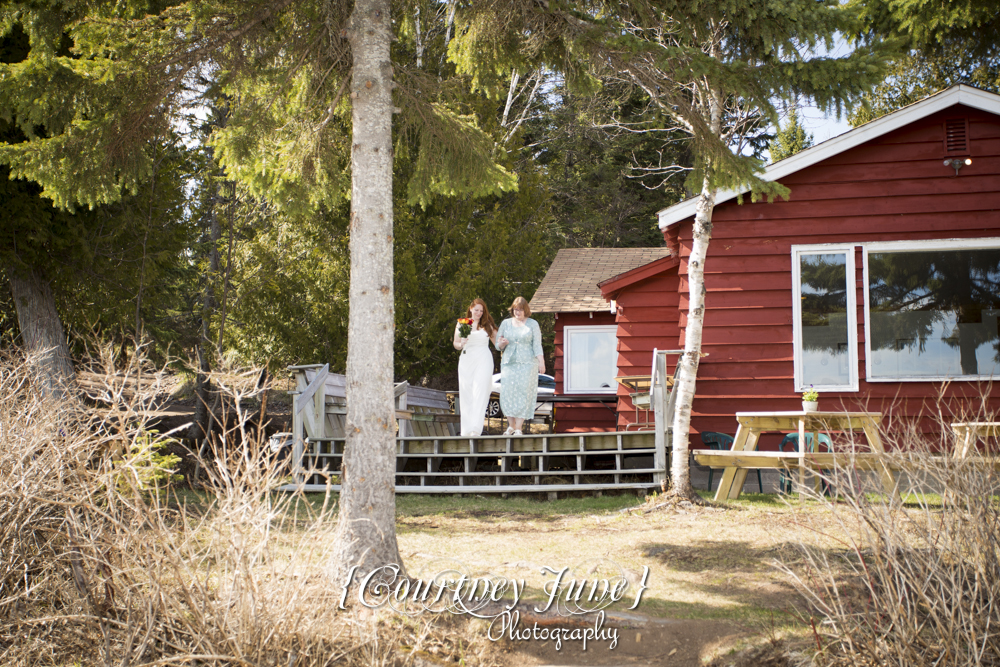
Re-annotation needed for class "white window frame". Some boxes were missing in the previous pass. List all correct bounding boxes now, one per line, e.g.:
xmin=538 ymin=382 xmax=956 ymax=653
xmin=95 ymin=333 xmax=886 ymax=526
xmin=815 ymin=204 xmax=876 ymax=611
xmin=863 ymin=236 xmax=1000 ymax=382
xmin=563 ymin=325 xmax=619 ymax=394
xmin=791 ymin=244 xmax=859 ymax=392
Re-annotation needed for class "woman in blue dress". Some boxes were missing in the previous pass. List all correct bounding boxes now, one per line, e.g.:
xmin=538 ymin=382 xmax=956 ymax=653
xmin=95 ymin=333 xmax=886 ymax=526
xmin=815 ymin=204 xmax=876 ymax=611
xmin=496 ymin=296 xmax=545 ymax=436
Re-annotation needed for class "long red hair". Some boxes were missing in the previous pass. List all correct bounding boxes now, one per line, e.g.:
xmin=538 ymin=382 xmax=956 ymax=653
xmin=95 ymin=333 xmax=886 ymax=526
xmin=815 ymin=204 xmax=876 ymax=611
xmin=467 ymin=298 xmax=497 ymax=337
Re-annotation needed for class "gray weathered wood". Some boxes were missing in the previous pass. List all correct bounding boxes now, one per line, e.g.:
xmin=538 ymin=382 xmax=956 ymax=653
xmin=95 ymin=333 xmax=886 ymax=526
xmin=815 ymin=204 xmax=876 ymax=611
xmin=652 ymin=349 xmax=682 ymax=490
xmin=295 ymin=364 xmax=329 ymax=438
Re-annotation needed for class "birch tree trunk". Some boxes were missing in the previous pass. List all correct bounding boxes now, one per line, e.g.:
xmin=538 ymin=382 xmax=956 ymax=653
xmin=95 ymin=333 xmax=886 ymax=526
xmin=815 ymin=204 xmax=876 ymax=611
xmin=7 ymin=264 xmax=75 ymax=399
xmin=330 ymin=0 xmax=405 ymax=587
xmin=669 ymin=82 xmax=723 ymax=498
xmin=669 ymin=180 xmax=715 ymax=497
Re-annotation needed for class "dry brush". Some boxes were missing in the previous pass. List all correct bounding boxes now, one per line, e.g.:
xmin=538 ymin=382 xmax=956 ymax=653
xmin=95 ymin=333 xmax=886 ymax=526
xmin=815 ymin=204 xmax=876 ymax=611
xmin=0 ymin=350 xmax=496 ymax=666
xmin=781 ymin=403 xmax=1000 ymax=667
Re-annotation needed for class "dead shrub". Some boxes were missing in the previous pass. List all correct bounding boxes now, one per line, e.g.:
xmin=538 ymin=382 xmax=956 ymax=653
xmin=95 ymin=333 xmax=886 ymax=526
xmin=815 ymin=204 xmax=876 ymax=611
xmin=780 ymin=402 xmax=1000 ymax=667
xmin=0 ymin=349 xmax=500 ymax=666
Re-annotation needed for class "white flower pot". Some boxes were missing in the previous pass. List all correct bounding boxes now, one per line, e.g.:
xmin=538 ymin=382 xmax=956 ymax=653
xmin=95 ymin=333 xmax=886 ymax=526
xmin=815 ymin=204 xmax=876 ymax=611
xmin=802 ymin=400 xmax=819 ymax=412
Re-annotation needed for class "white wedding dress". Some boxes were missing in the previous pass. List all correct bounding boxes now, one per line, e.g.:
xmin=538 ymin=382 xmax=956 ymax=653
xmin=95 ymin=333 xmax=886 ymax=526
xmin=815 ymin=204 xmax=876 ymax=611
xmin=458 ymin=329 xmax=494 ymax=436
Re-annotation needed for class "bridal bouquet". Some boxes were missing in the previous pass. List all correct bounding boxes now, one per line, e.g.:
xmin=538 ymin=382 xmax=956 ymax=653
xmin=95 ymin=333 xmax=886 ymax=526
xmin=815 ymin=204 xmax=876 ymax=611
xmin=457 ymin=318 xmax=472 ymax=338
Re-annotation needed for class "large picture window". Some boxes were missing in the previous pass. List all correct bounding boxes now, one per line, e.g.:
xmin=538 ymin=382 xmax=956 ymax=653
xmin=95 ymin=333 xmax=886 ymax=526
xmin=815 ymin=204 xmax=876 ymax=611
xmin=792 ymin=246 xmax=858 ymax=391
xmin=564 ymin=325 xmax=618 ymax=393
xmin=865 ymin=240 xmax=1000 ymax=381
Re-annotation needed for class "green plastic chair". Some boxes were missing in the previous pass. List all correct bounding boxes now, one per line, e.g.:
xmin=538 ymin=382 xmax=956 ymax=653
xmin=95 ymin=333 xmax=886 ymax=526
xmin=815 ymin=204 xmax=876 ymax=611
xmin=779 ymin=433 xmax=833 ymax=494
xmin=700 ymin=431 xmax=763 ymax=493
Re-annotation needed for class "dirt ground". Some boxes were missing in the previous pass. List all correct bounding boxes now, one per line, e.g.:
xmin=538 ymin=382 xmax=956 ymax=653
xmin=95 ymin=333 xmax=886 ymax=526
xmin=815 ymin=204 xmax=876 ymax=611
xmin=395 ymin=496 xmax=842 ymax=666
xmin=494 ymin=614 xmax=745 ymax=667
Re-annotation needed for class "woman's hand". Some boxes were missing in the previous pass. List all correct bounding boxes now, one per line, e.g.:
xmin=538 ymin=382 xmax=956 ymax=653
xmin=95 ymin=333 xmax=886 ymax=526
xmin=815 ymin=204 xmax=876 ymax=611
xmin=498 ymin=336 xmax=508 ymax=350
xmin=537 ymin=355 xmax=545 ymax=375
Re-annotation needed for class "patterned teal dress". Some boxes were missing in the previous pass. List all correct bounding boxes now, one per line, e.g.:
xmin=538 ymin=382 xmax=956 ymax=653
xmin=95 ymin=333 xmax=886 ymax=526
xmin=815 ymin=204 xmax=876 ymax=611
xmin=497 ymin=318 xmax=544 ymax=419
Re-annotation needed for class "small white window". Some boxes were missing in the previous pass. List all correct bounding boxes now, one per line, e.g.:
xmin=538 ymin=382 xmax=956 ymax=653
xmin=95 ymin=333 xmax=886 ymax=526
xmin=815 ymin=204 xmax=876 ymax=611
xmin=792 ymin=245 xmax=859 ymax=392
xmin=564 ymin=325 xmax=618 ymax=394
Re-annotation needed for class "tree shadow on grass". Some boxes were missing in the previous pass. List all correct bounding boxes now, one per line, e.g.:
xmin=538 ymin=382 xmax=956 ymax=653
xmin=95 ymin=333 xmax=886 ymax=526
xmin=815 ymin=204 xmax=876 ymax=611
xmin=637 ymin=538 xmax=856 ymax=619
xmin=638 ymin=539 xmax=801 ymax=574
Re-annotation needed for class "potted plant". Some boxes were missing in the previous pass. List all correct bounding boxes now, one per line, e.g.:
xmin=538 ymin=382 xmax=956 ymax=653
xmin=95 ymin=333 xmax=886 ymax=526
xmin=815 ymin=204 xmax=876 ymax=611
xmin=802 ymin=386 xmax=819 ymax=412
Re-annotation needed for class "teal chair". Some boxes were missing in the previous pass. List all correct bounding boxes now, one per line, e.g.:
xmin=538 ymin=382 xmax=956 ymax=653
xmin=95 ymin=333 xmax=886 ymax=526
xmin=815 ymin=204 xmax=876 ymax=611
xmin=779 ymin=433 xmax=833 ymax=494
xmin=700 ymin=432 xmax=763 ymax=493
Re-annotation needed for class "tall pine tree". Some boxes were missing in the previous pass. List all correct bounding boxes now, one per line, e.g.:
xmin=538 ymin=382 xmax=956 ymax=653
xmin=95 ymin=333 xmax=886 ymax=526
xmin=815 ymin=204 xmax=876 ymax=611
xmin=770 ymin=108 xmax=814 ymax=162
xmin=0 ymin=0 xmax=574 ymax=585
xmin=849 ymin=0 xmax=999 ymax=125
xmin=1 ymin=23 xmax=192 ymax=396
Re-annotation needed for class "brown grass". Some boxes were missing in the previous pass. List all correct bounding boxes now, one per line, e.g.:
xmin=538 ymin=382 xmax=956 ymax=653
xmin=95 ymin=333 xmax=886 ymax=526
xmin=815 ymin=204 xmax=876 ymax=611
xmin=0 ymin=349 xmax=501 ymax=667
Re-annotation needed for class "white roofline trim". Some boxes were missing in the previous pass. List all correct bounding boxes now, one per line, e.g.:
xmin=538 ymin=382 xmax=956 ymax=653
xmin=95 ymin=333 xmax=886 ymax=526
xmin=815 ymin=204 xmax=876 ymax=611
xmin=657 ymin=85 xmax=1000 ymax=230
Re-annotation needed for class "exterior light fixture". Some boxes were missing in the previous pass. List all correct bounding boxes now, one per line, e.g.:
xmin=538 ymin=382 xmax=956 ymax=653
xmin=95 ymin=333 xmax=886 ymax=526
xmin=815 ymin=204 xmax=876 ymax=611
xmin=943 ymin=157 xmax=972 ymax=175
xmin=610 ymin=299 xmax=617 ymax=314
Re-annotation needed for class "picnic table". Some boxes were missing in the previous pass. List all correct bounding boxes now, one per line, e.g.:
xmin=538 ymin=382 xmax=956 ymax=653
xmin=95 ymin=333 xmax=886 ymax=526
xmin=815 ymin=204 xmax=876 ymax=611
xmin=709 ymin=411 xmax=895 ymax=502
xmin=951 ymin=422 xmax=1000 ymax=458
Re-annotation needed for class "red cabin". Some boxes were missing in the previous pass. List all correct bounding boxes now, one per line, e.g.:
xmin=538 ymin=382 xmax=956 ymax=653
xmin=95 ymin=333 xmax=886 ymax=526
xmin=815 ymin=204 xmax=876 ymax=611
xmin=539 ymin=85 xmax=1000 ymax=443
xmin=529 ymin=248 xmax=670 ymax=432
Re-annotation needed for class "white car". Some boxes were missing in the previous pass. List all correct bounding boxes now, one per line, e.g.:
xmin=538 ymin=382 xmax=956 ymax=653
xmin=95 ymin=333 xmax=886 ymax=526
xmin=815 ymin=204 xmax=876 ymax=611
xmin=487 ymin=372 xmax=556 ymax=418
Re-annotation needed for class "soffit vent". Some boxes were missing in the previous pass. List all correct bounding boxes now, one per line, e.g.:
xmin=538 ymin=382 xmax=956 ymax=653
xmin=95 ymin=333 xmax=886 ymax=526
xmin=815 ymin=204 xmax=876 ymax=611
xmin=944 ymin=118 xmax=969 ymax=154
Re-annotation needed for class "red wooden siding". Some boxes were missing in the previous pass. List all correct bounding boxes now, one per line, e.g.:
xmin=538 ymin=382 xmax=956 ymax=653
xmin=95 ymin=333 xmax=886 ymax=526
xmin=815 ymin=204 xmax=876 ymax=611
xmin=552 ymin=311 xmax=618 ymax=432
xmin=665 ymin=104 xmax=1000 ymax=449
xmin=610 ymin=272 xmax=681 ymax=429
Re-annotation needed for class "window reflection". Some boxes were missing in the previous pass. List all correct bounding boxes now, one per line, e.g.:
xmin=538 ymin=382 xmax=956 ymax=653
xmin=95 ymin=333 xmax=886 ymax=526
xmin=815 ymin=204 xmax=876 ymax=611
xmin=800 ymin=253 xmax=851 ymax=386
xmin=869 ymin=248 xmax=1000 ymax=378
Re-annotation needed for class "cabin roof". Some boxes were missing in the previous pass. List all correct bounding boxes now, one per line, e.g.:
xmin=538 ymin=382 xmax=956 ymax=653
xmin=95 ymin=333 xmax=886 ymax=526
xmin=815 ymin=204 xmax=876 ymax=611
xmin=656 ymin=84 xmax=1000 ymax=230
xmin=598 ymin=254 xmax=680 ymax=299
xmin=530 ymin=247 xmax=670 ymax=313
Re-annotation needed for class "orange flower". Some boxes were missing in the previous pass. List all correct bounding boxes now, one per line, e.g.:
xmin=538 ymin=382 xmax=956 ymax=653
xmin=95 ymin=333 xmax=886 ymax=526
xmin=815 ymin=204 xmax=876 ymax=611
xmin=457 ymin=318 xmax=472 ymax=338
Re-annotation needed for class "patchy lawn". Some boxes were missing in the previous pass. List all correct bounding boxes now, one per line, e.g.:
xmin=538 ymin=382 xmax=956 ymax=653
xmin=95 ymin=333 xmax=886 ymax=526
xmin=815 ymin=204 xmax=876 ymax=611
xmin=287 ymin=491 xmax=857 ymax=666
xmin=163 ymin=487 xmax=877 ymax=665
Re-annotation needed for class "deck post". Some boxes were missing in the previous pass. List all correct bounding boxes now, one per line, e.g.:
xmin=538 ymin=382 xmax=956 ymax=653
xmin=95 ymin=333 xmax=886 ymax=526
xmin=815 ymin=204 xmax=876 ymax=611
xmin=574 ymin=436 xmax=582 ymax=485
xmin=532 ymin=437 xmax=543 ymax=487
xmin=652 ymin=349 xmax=670 ymax=489
xmin=433 ymin=438 xmax=442 ymax=477
xmin=615 ymin=432 xmax=623 ymax=485
xmin=798 ymin=419 xmax=806 ymax=505
xmin=422 ymin=446 xmax=429 ymax=487
xmin=395 ymin=385 xmax=411 ymax=438
xmin=462 ymin=437 xmax=474 ymax=487
xmin=291 ymin=391 xmax=304 ymax=487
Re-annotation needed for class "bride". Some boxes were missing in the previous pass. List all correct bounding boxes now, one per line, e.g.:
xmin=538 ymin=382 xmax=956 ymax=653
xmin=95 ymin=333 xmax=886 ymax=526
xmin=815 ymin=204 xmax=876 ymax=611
xmin=453 ymin=299 xmax=497 ymax=436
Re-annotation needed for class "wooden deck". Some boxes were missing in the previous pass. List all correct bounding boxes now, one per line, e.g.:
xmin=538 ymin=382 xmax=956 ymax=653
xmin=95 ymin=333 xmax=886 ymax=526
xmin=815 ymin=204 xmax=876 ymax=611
xmin=284 ymin=354 xmax=674 ymax=494
xmin=283 ymin=430 xmax=664 ymax=493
